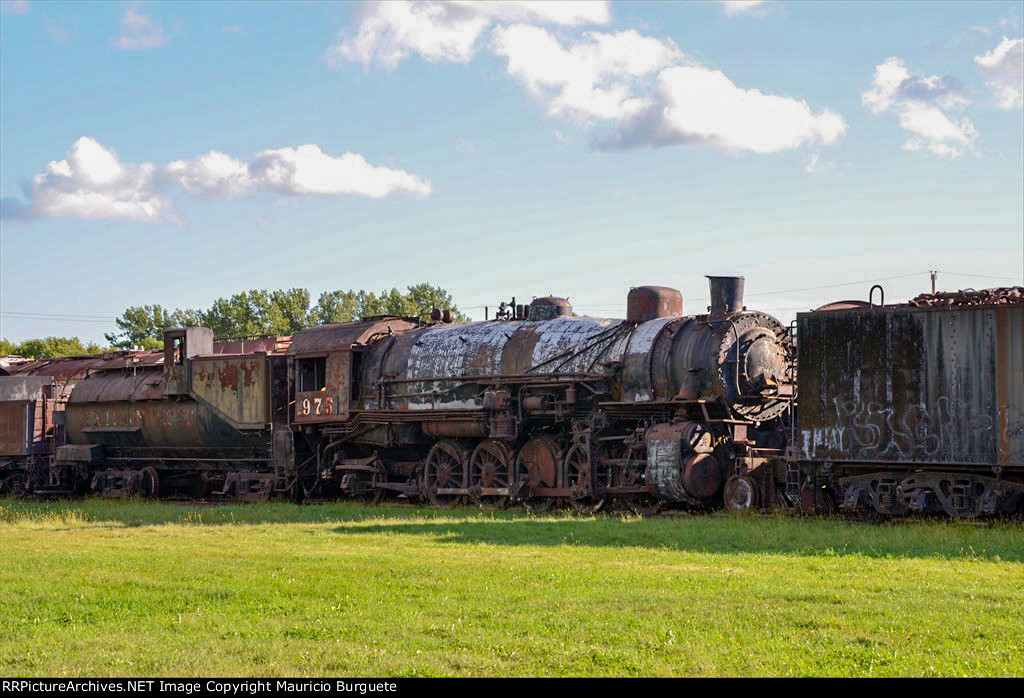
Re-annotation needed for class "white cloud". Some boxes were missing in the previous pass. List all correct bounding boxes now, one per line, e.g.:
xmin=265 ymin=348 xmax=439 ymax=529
xmin=974 ymin=36 xmax=1023 ymax=109
xmin=166 ymin=146 xmax=432 ymax=199
xmin=603 ymin=66 xmax=847 ymax=153
xmin=326 ymin=1 xmax=845 ymax=158
xmin=328 ymin=0 xmax=610 ymax=69
xmin=3 ymin=137 xmax=170 ymax=222
xmin=3 ymin=138 xmax=433 ymax=223
xmin=491 ymin=24 xmax=682 ymax=121
xmin=250 ymin=145 xmax=433 ymax=198
xmin=862 ymin=57 xmax=977 ymax=158
xmin=720 ymin=1 xmax=769 ymax=17
xmin=164 ymin=151 xmax=255 ymax=198
xmin=113 ymin=7 xmax=167 ymax=50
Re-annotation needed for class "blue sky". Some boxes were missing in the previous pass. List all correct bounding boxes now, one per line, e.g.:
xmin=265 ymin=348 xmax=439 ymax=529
xmin=1 ymin=0 xmax=1021 ymax=343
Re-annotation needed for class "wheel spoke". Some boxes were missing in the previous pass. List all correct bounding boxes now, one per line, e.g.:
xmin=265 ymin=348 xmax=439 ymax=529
xmin=469 ymin=441 xmax=512 ymax=506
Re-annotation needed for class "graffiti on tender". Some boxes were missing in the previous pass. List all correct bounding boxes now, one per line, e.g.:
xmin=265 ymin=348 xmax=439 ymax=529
xmin=802 ymin=395 xmax=1024 ymax=463
xmin=1001 ymin=404 xmax=1024 ymax=460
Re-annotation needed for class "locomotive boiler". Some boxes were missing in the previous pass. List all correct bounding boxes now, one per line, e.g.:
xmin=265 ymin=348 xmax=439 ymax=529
xmin=293 ymin=276 xmax=794 ymax=511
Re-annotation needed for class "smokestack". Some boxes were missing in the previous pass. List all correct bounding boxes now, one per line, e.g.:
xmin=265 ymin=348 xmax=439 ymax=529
xmin=707 ymin=276 xmax=745 ymax=320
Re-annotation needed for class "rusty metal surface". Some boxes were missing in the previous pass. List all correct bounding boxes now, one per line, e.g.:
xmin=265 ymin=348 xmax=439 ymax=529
xmin=212 ymin=337 xmax=291 ymax=354
xmin=293 ymin=351 xmax=350 ymax=424
xmin=8 ymin=352 xmax=163 ymax=408
xmin=289 ymin=318 xmax=420 ymax=355
xmin=0 ymin=401 xmax=32 ymax=455
xmin=657 ymin=311 xmax=792 ymax=420
xmin=65 ymin=396 xmax=269 ymax=451
xmin=0 ymin=376 xmax=56 ymax=458
xmin=67 ymin=367 xmax=163 ymax=403
xmin=620 ymin=316 xmax=675 ymax=402
xmin=627 ymin=286 xmax=683 ymax=323
xmin=191 ymin=356 xmax=270 ymax=428
xmin=910 ymin=286 xmax=1024 ymax=308
xmin=814 ymin=300 xmax=871 ymax=312
xmin=646 ymin=421 xmax=720 ymax=502
xmin=797 ymin=302 xmax=1024 ymax=468
xmin=11 ymin=354 xmax=130 ymax=382
xmin=422 ymin=420 xmax=490 ymax=439
xmin=708 ymin=276 xmax=745 ymax=320
xmin=66 ymin=359 xmax=272 ymax=449
xmin=364 ymin=291 xmax=791 ymax=419
xmin=527 ymin=296 xmax=573 ymax=321
xmin=373 ymin=316 xmax=624 ymax=410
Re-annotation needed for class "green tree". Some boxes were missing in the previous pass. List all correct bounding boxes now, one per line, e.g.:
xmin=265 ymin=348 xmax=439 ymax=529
xmin=197 ymin=291 xmax=271 ymax=339
xmin=403 ymin=282 xmax=468 ymax=322
xmin=105 ymin=305 xmax=198 ymax=349
xmin=6 ymin=336 xmax=108 ymax=359
xmin=266 ymin=288 xmax=312 ymax=334
xmin=311 ymin=290 xmax=361 ymax=324
xmin=108 ymin=283 xmax=467 ymax=343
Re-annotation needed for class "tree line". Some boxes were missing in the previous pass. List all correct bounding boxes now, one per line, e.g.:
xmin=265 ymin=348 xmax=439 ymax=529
xmin=2 ymin=283 xmax=467 ymax=359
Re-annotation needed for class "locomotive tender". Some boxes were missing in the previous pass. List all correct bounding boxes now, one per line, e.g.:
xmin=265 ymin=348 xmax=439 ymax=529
xmin=2 ymin=277 xmax=1021 ymax=517
xmin=794 ymin=289 xmax=1024 ymax=517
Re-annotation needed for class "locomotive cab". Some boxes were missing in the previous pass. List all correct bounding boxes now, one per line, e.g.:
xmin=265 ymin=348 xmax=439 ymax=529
xmin=286 ymin=317 xmax=421 ymax=426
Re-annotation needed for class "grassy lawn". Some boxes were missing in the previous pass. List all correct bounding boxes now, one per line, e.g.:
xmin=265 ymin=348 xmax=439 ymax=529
xmin=0 ymin=498 xmax=1021 ymax=677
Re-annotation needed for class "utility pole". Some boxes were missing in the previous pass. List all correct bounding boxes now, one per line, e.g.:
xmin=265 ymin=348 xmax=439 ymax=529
xmin=930 ymin=270 xmax=937 ymax=294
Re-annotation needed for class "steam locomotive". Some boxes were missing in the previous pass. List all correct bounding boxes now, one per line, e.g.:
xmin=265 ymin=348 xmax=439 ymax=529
xmin=2 ymin=277 xmax=1021 ymax=517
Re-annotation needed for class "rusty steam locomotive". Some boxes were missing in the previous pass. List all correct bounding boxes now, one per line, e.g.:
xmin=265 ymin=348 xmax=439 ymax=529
xmin=2 ymin=276 xmax=1022 ymax=517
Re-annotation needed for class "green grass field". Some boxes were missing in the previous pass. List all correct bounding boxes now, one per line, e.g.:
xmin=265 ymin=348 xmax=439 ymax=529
xmin=0 ymin=498 xmax=1021 ymax=677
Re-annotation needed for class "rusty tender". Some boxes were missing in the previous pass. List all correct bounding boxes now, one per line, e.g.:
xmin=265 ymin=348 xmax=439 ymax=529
xmin=1 ymin=278 xmax=1021 ymax=517
xmin=794 ymin=287 xmax=1024 ymax=517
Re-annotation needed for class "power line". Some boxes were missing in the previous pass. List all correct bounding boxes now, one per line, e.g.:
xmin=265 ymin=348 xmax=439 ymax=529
xmin=0 ymin=313 xmax=114 ymax=325
xmin=746 ymin=272 xmax=928 ymax=297
xmin=2 ymin=310 xmax=115 ymax=320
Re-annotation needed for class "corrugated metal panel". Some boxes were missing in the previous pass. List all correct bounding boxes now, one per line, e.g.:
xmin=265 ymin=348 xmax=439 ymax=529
xmin=68 ymin=368 xmax=163 ymax=403
xmin=797 ymin=304 xmax=1023 ymax=468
